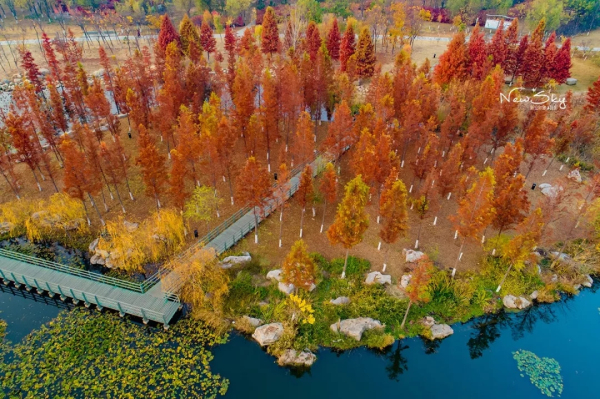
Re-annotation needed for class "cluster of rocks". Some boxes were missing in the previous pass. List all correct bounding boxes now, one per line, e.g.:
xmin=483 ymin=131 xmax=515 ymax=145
xmin=277 ymin=349 xmax=316 ymax=367
xmin=89 ymin=220 xmax=139 ymax=267
xmin=503 ymin=295 xmax=532 ymax=310
xmin=219 ymin=252 xmax=251 ymax=269
xmin=421 ymin=316 xmax=454 ymax=340
xmin=247 ymin=320 xmax=316 ymax=366
xmin=330 ymin=317 xmax=384 ymax=341
xmin=266 ymin=268 xmax=316 ymax=295
xmin=403 ymin=249 xmax=426 ymax=263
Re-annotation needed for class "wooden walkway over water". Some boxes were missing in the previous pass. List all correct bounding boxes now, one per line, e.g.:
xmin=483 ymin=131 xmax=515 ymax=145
xmin=0 ymin=249 xmax=180 ymax=327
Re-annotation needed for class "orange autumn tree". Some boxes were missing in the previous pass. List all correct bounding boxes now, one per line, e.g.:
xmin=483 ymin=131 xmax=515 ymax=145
xmin=274 ymin=163 xmax=291 ymax=248
xmin=282 ymin=239 xmax=316 ymax=292
xmin=401 ymin=255 xmax=434 ymax=329
xmin=319 ymin=162 xmax=338 ymax=233
xmin=136 ymin=124 xmax=168 ymax=210
xmin=379 ymin=168 xmax=409 ymax=271
xmin=236 ymin=157 xmax=272 ymax=244
xmin=297 ymin=165 xmax=314 ymax=238
xmin=437 ymin=142 xmax=464 ymax=200
xmin=412 ymin=171 xmax=440 ymax=249
xmin=450 ymin=168 xmax=496 ymax=270
xmin=523 ymin=110 xmax=555 ymax=178
xmin=496 ymin=208 xmax=545 ymax=293
xmin=327 ymin=175 xmax=370 ymax=278
xmin=292 ymin=111 xmax=315 ymax=167
xmin=322 ymin=100 xmax=354 ymax=165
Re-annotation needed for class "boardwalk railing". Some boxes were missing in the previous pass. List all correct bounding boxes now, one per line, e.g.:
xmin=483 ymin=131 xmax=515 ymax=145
xmin=0 ymin=248 xmax=168 ymax=295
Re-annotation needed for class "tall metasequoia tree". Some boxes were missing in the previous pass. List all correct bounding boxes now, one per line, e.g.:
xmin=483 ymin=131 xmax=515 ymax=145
xmin=327 ymin=175 xmax=370 ymax=279
xmin=157 ymin=42 xmax=185 ymax=153
xmin=176 ymin=105 xmax=202 ymax=188
xmin=215 ymin=116 xmax=237 ymax=205
xmin=61 ymin=137 xmax=104 ymax=226
xmin=319 ymin=162 xmax=338 ymax=233
xmin=41 ymin=31 xmax=62 ymax=83
xmin=523 ymin=110 xmax=555 ymax=178
xmin=502 ymin=18 xmax=520 ymax=80
xmin=521 ymin=19 xmax=545 ymax=88
xmin=46 ymin=79 xmax=68 ymax=134
xmin=136 ymin=124 xmax=168 ymax=210
xmin=297 ymin=165 xmax=314 ymax=238
xmin=437 ymin=142 xmax=464 ymax=200
xmin=487 ymin=20 xmax=507 ymax=67
xmin=235 ymin=157 xmax=272 ymax=244
xmin=261 ymin=6 xmax=280 ymax=57
xmin=282 ymin=239 xmax=316 ymax=292
xmin=274 ymin=162 xmax=291 ymax=248
xmin=261 ymin=69 xmax=280 ymax=171
xmin=355 ymin=28 xmax=376 ymax=80
xmin=584 ymin=76 xmax=600 ymax=114
xmin=326 ymin=18 xmax=341 ymax=61
xmin=99 ymin=142 xmax=127 ymax=213
xmin=0 ymin=151 xmax=20 ymax=200
xmin=279 ymin=61 xmax=303 ymax=150
xmin=80 ymin=123 xmax=115 ymax=211
xmin=158 ymin=14 xmax=180 ymax=52
xmin=379 ymin=168 xmax=408 ymax=271
xmin=352 ymin=128 xmax=378 ymax=191
xmin=200 ymin=20 xmax=216 ymax=60
xmin=85 ymin=77 xmax=120 ymax=138
xmin=433 ymin=31 xmax=469 ymax=85
xmin=98 ymin=46 xmax=118 ymax=112
xmin=225 ymin=25 xmax=237 ymax=98
xmin=373 ymin=131 xmax=396 ymax=199
xmin=439 ymin=83 xmax=467 ymax=152
xmin=550 ymin=38 xmax=571 ymax=84
xmin=542 ymin=32 xmax=557 ymax=82
xmin=450 ymin=168 xmax=496 ymax=270
xmin=401 ymin=255 xmax=433 ymax=329
xmin=292 ymin=111 xmax=315 ymax=168
xmin=468 ymin=24 xmax=489 ymax=80
xmin=339 ymin=24 xmax=356 ymax=72
xmin=233 ymin=60 xmax=255 ymax=153
xmin=179 ymin=14 xmax=202 ymax=55
xmin=4 ymin=112 xmax=44 ymax=192
xmin=496 ymin=208 xmax=545 ymax=292
xmin=18 ymin=47 xmax=43 ymax=93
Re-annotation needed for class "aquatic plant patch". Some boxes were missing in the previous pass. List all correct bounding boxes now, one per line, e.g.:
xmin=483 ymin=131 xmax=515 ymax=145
xmin=0 ymin=309 xmax=229 ymax=398
xmin=513 ymin=350 xmax=563 ymax=397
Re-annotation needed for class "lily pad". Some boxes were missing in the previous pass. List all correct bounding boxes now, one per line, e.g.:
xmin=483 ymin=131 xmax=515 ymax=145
xmin=513 ymin=350 xmax=563 ymax=397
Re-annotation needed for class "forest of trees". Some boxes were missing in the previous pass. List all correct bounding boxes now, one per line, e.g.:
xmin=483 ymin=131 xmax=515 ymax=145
xmin=0 ymin=4 xmax=600 ymax=284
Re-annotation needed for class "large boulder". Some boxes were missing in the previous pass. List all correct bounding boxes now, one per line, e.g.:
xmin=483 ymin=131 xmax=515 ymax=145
xmin=430 ymin=324 xmax=454 ymax=340
xmin=220 ymin=252 xmax=251 ymax=269
xmin=503 ymin=295 xmax=532 ymax=310
xmin=582 ymin=275 xmax=593 ymax=288
xmin=530 ymin=291 xmax=539 ymax=300
xmin=567 ymin=169 xmax=582 ymax=183
xmin=365 ymin=271 xmax=392 ymax=285
xmin=266 ymin=269 xmax=282 ymax=281
xmin=403 ymin=249 xmax=425 ymax=263
xmin=330 ymin=296 xmax=351 ymax=305
xmin=278 ymin=282 xmax=295 ymax=295
xmin=566 ymin=78 xmax=577 ymax=85
xmin=400 ymin=274 xmax=412 ymax=289
xmin=330 ymin=317 xmax=384 ymax=341
xmin=277 ymin=349 xmax=316 ymax=367
xmin=540 ymin=184 xmax=562 ymax=198
xmin=123 ymin=220 xmax=139 ymax=232
xmin=252 ymin=323 xmax=284 ymax=346
xmin=0 ymin=221 xmax=14 ymax=234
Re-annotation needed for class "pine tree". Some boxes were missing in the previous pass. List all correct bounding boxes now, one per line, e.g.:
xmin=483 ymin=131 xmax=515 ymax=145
xmin=158 ymin=14 xmax=180 ymax=52
xmin=136 ymin=124 xmax=168 ymax=209
xmin=200 ymin=20 xmax=216 ymax=60
xmin=327 ymin=175 xmax=370 ymax=278
xmin=355 ymin=28 xmax=376 ymax=80
xmin=261 ymin=6 xmax=280 ymax=57
xmin=339 ymin=24 xmax=356 ymax=72
xmin=450 ymin=168 xmax=496 ymax=270
xmin=551 ymin=38 xmax=571 ymax=84
xmin=379 ymin=168 xmax=408 ymax=271
xmin=326 ymin=19 xmax=341 ymax=61
xmin=282 ymin=239 xmax=316 ymax=291
xmin=235 ymin=157 xmax=272 ymax=244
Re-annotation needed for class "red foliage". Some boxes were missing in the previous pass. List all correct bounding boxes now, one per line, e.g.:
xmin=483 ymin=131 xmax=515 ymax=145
xmin=326 ymin=19 xmax=341 ymax=60
xmin=157 ymin=14 xmax=180 ymax=52
xmin=339 ymin=24 xmax=356 ymax=72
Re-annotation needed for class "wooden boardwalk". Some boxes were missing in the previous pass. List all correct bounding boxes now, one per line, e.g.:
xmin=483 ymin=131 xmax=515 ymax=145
xmin=0 ymin=249 xmax=180 ymax=326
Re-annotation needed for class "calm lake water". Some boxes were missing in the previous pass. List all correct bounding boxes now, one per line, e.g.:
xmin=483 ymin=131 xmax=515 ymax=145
xmin=1 ymin=282 xmax=598 ymax=398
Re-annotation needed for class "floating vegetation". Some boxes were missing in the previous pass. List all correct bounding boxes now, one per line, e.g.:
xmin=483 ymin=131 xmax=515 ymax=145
xmin=513 ymin=350 xmax=563 ymax=397
xmin=0 ymin=310 xmax=229 ymax=398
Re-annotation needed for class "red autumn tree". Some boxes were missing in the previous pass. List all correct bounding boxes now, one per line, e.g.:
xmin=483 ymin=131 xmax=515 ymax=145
xmin=292 ymin=111 xmax=315 ymax=167
xmin=85 ymin=77 xmax=120 ymax=138
xmin=322 ymin=101 xmax=354 ymax=164
xmin=200 ymin=20 xmax=216 ymax=60
xmin=136 ymin=124 xmax=168 ymax=209
xmin=339 ymin=24 xmax=356 ymax=72
xmin=468 ymin=24 xmax=489 ymax=79
xmin=158 ymin=14 xmax=180 ymax=52
xmin=503 ymin=18 xmax=520 ymax=80
xmin=261 ymin=6 xmax=280 ymax=57
xmin=169 ymin=149 xmax=188 ymax=210
xmin=215 ymin=116 xmax=237 ymax=204
xmin=523 ymin=110 xmax=556 ymax=177
xmin=355 ymin=28 xmax=376 ymax=80
xmin=550 ymin=38 xmax=571 ymax=84
xmin=225 ymin=25 xmax=237 ymax=97
xmin=99 ymin=141 xmax=127 ymax=213
xmin=232 ymin=60 xmax=255 ymax=153
xmin=433 ymin=31 xmax=469 ymax=85
xmin=401 ymin=255 xmax=433 ymax=329
xmin=327 ymin=175 xmax=370 ymax=278
xmin=373 ymin=131 xmax=396 ymax=197
xmin=487 ymin=20 xmax=507 ymax=67
xmin=585 ymin=76 xmax=600 ymax=114
xmin=521 ymin=20 xmax=545 ymax=87
xmin=41 ymin=31 xmax=61 ymax=82
xmin=274 ymin=162 xmax=291 ymax=248
xmin=61 ymin=137 xmax=104 ymax=225
xmin=352 ymin=128 xmax=378 ymax=190
xmin=261 ymin=69 xmax=280 ymax=171
xmin=450 ymin=168 xmax=496 ymax=269
xmin=235 ymin=156 xmax=272 ymax=244
xmin=326 ymin=18 xmax=341 ymax=60
xmin=18 ymin=47 xmax=43 ymax=93
xmin=379 ymin=168 xmax=408 ymax=271
xmin=4 ymin=112 xmax=44 ymax=191
xmin=307 ymin=21 xmax=322 ymax=61
xmin=437 ymin=142 xmax=463 ymax=199
xmin=297 ymin=165 xmax=314 ymax=238
xmin=542 ymin=32 xmax=557 ymax=82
